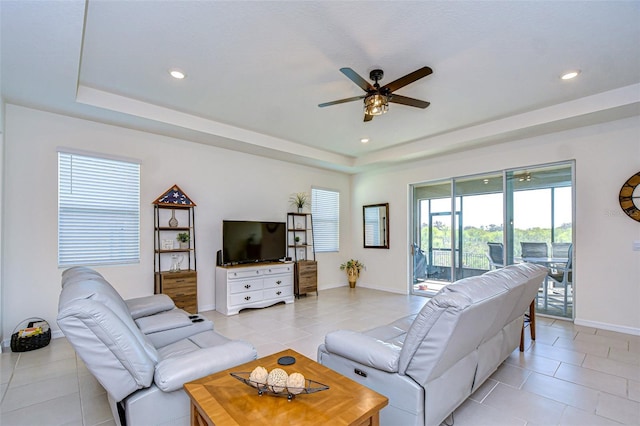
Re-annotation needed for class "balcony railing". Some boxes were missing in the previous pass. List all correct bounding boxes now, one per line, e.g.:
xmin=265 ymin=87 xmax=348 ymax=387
xmin=429 ymin=249 xmax=490 ymax=270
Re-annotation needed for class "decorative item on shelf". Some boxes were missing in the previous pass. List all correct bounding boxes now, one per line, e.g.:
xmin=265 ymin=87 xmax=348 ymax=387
xmin=153 ymin=184 xmax=196 ymax=206
xmin=161 ymin=239 xmax=174 ymax=250
xmin=289 ymin=192 xmax=309 ymax=213
xmin=177 ymin=232 xmax=190 ymax=249
xmin=340 ymin=259 xmax=365 ymax=288
xmin=170 ymin=254 xmax=184 ymax=272
xmin=294 ymin=236 xmax=301 ymax=245
xmin=168 ymin=210 xmax=178 ymax=227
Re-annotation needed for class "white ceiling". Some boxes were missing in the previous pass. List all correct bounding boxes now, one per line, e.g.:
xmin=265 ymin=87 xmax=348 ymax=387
xmin=2 ymin=1 xmax=639 ymax=173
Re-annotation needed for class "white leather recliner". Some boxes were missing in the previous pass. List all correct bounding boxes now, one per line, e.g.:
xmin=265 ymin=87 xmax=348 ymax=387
xmin=318 ymin=263 xmax=547 ymax=426
xmin=60 ymin=266 xmax=214 ymax=347
xmin=57 ymin=267 xmax=257 ymax=426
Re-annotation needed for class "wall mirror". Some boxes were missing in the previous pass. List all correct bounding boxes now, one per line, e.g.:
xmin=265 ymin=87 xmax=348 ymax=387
xmin=363 ymin=203 xmax=389 ymax=249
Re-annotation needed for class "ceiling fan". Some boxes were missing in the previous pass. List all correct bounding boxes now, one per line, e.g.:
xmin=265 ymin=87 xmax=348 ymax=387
xmin=318 ymin=66 xmax=432 ymax=122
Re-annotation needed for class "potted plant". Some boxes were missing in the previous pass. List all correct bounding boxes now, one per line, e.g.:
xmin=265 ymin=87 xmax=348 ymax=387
xmin=340 ymin=259 xmax=365 ymax=288
xmin=289 ymin=192 xmax=309 ymax=213
xmin=177 ymin=232 xmax=190 ymax=249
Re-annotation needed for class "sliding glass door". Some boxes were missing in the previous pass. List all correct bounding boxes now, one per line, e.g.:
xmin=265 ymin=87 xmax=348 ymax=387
xmin=411 ymin=162 xmax=574 ymax=318
xmin=506 ymin=164 xmax=574 ymax=317
xmin=411 ymin=181 xmax=453 ymax=293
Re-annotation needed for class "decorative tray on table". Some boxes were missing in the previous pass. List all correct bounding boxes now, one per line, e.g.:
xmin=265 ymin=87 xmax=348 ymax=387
xmin=230 ymin=372 xmax=329 ymax=400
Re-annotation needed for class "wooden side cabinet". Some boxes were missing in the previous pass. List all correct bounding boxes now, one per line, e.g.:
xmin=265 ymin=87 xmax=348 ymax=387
xmin=155 ymin=270 xmax=197 ymax=314
xmin=295 ymin=260 xmax=317 ymax=297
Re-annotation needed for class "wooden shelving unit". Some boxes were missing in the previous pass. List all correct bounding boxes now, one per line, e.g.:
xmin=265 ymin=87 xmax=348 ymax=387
xmin=153 ymin=185 xmax=198 ymax=312
xmin=287 ymin=212 xmax=317 ymax=297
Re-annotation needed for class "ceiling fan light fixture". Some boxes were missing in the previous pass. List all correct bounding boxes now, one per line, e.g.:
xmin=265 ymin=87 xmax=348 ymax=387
xmin=364 ymin=94 xmax=389 ymax=116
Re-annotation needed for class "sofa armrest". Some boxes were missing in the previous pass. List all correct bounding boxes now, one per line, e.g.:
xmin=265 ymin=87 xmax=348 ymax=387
xmin=324 ymin=330 xmax=401 ymax=373
xmin=126 ymin=295 xmax=175 ymax=319
xmin=154 ymin=340 xmax=257 ymax=392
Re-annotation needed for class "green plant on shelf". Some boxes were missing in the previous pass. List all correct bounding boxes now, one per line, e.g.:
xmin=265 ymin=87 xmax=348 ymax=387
xmin=289 ymin=192 xmax=309 ymax=211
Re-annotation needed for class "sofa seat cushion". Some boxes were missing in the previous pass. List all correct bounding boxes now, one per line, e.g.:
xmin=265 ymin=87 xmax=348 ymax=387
xmin=325 ymin=330 xmax=402 ymax=373
xmin=362 ymin=315 xmax=416 ymax=348
xmin=135 ymin=310 xmax=194 ymax=334
xmin=154 ymin=331 xmax=256 ymax=392
xmin=135 ymin=311 xmax=214 ymax=348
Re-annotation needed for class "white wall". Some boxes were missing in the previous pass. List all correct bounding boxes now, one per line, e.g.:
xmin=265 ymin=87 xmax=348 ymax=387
xmin=352 ymin=116 xmax=640 ymax=334
xmin=3 ymin=103 xmax=638 ymax=341
xmin=0 ymin=99 xmax=4 ymax=348
xmin=1 ymin=104 xmax=351 ymax=340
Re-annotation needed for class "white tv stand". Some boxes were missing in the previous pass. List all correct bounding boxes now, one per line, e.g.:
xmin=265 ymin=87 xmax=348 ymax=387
xmin=215 ymin=263 xmax=294 ymax=315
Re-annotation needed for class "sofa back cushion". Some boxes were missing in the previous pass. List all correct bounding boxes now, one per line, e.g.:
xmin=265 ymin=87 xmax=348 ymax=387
xmin=398 ymin=263 xmax=546 ymax=387
xmin=57 ymin=298 xmax=156 ymax=402
xmin=61 ymin=266 xmax=104 ymax=287
xmin=398 ymin=280 xmax=507 ymax=386
xmin=59 ymin=275 xmax=159 ymax=363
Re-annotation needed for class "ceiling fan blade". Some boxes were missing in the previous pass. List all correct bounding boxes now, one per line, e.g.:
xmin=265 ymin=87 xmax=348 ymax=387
xmin=382 ymin=66 xmax=433 ymax=93
xmin=364 ymin=113 xmax=373 ymax=122
xmin=340 ymin=67 xmax=374 ymax=92
xmin=389 ymin=94 xmax=430 ymax=109
xmin=318 ymin=95 xmax=365 ymax=108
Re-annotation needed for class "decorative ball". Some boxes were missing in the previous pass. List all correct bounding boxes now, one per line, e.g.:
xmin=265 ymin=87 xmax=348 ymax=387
xmin=267 ymin=368 xmax=289 ymax=393
xmin=286 ymin=372 xmax=306 ymax=394
xmin=249 ymin=366 xmax=268 ymax=387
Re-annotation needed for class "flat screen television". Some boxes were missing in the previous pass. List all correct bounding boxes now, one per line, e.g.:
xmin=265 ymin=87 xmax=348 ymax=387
xmin=222 ymin=220 xmax=287 ymax=265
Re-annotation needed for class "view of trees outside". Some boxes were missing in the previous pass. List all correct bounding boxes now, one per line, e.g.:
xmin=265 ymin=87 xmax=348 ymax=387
xmin=419 ymin=187 xmax=572 ymax=272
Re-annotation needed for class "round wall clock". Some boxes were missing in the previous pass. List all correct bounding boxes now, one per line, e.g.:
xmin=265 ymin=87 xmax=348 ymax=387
xmin=619 ymin=172 xmax=640 ymax=222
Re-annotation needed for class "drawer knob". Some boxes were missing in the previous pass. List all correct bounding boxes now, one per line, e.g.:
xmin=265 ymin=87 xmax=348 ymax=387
xmin=175 ymin=279 xmax=185 ymax=283
xmin=256 ymin=271 xmax=259 ymax=274
xmin=244 ymin=296 xmax=251 ymax=301
xmin=276 ymin=291 xmax=282 ymax=296
xmin=276 ymin=280 xmax=282 ymax=285
xmin=244 ymin=284 xmax=251 ymax=289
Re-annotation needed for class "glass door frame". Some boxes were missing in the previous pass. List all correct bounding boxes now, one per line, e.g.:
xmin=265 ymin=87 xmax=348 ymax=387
xmin=410 ymin=160 xmax=575 ymax=319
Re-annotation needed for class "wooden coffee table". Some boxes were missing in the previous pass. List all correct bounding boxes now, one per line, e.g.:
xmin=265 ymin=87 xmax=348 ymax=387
xmin=184 ymin=349 xmax=388 ymax=425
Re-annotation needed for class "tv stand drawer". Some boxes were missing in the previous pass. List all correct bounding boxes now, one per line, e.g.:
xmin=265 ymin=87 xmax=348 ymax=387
xmin=215 ymin=264 xmax=294 ymax=316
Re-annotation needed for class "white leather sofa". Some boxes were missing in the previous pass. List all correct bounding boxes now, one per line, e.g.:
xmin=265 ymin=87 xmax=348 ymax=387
xmin=57 ymin=267 xmax=257 ymax=426
xmin=318 ymin=263 xmax=547 ymax=426
xmin=60 ymin=267 xmax=213 ymax=347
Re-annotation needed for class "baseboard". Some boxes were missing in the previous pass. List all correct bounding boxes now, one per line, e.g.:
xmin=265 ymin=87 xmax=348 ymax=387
xmin=353 ymin=282 xmax=408 ymax=295
xmin=574 ymin=318 xmax=640 ymax=336
xmin=198 ymin=303 xmax=215 ymax=313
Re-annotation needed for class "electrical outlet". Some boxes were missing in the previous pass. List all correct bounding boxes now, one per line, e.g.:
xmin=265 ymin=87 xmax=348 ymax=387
xmin=633 ymin=240 xmax=640 ymax=251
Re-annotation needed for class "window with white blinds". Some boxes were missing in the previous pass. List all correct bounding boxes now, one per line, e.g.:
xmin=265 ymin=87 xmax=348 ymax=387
xmin=311 ymin=188 xmax=339 ymax=252
xmin=58 ymin=152 xmax=140 ymax=266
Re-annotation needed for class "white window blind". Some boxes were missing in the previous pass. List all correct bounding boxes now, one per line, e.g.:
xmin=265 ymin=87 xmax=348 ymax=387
xmin=311 ymin=188 xmax=339 ymax=252
xmin=58 ymin=152 xmax=140 ymax=266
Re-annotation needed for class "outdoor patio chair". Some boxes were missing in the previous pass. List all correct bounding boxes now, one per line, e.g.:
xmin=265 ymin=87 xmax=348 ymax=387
xmin=520 ymin=242 xmax=548 ymax=258
xmin=486 ymin=242 xmax=504 ymax=269
xmin=547 ymin=244 xmax=573 ymax=315
xmin=413 ymin=243 xmax=440 ymax=281
xmin=551 ymin=242 xmax=572 ymax=258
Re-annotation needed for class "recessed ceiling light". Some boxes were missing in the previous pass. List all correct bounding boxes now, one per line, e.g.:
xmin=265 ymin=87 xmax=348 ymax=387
xmin=561 ymin=70 xmax=580 ymax=80
xmin=360 ymin=138 xmax=369 ymax=144
xmin=169 ymin=69 xmax=186 ymax=79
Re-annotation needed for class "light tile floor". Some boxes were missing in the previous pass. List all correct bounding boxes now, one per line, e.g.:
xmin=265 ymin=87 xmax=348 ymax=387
xmin=1 ymin=287 xmax=639 ymax=425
